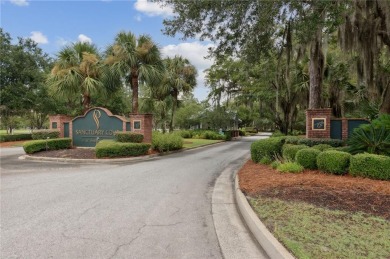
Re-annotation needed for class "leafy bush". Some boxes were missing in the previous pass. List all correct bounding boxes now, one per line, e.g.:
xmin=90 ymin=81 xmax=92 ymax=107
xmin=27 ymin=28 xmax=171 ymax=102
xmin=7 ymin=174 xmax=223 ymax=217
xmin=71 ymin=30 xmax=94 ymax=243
xmin=296 ymin=148 xmax=321 ymax=169
xmin=251 ymin=137 xmax=285 ymax=163
xmin=312 ymin=144 xmax=333 ymax=151
xmin=244 ymin=127 xmax=258 ymax=133
xmin=284 ymin=136 xmax=301 ymax=145
xmin=114 ymin=132 xmax=144 ymax=143
xmin=175 ymin=130 xmax=193 ymax=138
xmin=371 ymin=113 xmax=390 ymax=130
xmin=298 ymin=138 xmax=343 ymax=147
xmin=223 ymin=130 xmax=232 ymax=141
xmin=347 ymin=125 xmax=390 ymax=156
xmin=317 ymin=150 xmax=351 ymax=175
xmin=333 ymin=146 xmax=350 ymax=152
xmin=32 ymin=130 xmax=60 ymax=140
xmin=23 ymin=138 xmax=72 ymax=154
xmin=271 ymin=131 xmax=285 ymax=137
xmin=282 ymin=144 xmax=308 ymax=161
xmin=349 ymin=153 xmax=390 ymax=180
xmin=277 ymin=162 xmax=304 ymax=173
xmin=260 ymin=156 xmax=273 ymax=165
xmin=95 ymin=140 xmax=150 ymax=158
xmin=271 ymin=160 xmax=281 ymax=169
xmin=152 ymin=132 xmax=183 ymax=152
xmin=0 ymin=133 xmax=32 ymax=142
xmin=238 ymin=130 xmax=246 ymax=136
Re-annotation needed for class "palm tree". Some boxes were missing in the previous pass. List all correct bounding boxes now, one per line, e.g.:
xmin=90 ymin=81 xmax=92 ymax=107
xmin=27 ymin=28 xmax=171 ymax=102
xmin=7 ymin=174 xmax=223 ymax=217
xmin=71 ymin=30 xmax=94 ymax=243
xmin=105 ymin=31 xmax=164 ymax=114
xmin=162 ymin=56 xmax=197 ymax=131
xmin=47 ymin=42 xmax=106 ymax=113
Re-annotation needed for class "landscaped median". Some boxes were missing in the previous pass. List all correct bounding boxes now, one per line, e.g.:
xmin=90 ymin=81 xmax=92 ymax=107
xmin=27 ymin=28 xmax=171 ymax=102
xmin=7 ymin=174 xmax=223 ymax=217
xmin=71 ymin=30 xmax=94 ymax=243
xmin=239 ymin=136 xmax=390 ymax=258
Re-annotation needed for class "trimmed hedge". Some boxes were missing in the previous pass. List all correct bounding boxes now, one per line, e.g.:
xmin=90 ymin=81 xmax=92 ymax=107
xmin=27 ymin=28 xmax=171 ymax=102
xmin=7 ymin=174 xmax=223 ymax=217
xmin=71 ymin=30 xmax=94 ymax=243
xmin=296 ymin=148 xmax=321 ymax=169
xmin=282 ymin=144 xmax=308 ymax=161
xmin=95 ymin=140 xmax=150 ymax=158
xmin=152 ymin=132 xmax=183 ymax=152
xmin=32 ymin=130 xmax=60 ymax=140
xmin=23 ymin=138 xmax=72 ymax=154
xmin=0 ymin=133 xmax=32 ymax=142
xmin=176 ymin=130 xmax=193 ymax=138
xmin=251 ymin=137 xmax=285 ymax=163
xmin=298 ymin=138 xmax=343 ymax=147
xmin=350 ymin=153 xmax=390 ymax=180
xmin=284 ymin=136 xmax=301 ymax=145
xmin=277 ymin=162 xmax=304 ymax=173
xmin=114 ymin=132 xmax=144 ymax=143
xmin=317 ymin=150 xmax=351 ymax=175
xmin=312 ymin=144 xmax=333 ymax=151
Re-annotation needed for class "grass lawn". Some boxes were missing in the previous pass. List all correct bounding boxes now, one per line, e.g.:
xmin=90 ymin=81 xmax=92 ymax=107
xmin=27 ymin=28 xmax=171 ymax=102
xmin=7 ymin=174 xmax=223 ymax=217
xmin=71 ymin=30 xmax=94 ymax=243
xmin=0 ymin=129 xmax=31 ymax=135
xmin=183 ymin=138 xmax=224 ymax=149
xmin=250 ymin=196 xmax=390 ymax=259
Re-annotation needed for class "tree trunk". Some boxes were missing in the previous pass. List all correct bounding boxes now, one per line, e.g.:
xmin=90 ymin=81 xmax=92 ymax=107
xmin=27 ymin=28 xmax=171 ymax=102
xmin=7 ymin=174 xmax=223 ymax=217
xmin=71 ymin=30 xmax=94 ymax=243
xmin=169 ymin=90 xmax=179 ymax=132
xmin=131 ymin=73 xmax=139 ymax=114
xmin=380 ymin=84 xmax=390 ymax=114
xmin=82 ymin=94 xmax=91 ymax=113
xmin=309 ymin=30 xmax=324 ymax=109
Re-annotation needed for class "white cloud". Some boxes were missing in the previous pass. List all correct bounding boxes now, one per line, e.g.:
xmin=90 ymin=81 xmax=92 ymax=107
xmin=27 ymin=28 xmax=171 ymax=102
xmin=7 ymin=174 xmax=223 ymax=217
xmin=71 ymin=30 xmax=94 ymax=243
xmin=10 ymin=0 xmax=29 ymax=6
xmin=29 ymin=31 xmax=48 ymax=44
xmin=78 ymin=34 xmax=92 ymax=44
xmin=56 ymin=37 xmax=69 ymax=47
xmin=134 ymin=0 xmax=173 ymax=17
xmin=162 ymin=42 xmax=215 ymax=101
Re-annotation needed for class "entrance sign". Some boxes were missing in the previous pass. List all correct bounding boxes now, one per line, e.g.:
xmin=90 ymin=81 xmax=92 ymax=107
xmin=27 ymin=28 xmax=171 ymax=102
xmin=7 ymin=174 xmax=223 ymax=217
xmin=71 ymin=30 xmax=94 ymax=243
xmin=72 ymin=108 xmax=126 ymax=147
xmin=312 ymin=118 xmax=326 ymax=130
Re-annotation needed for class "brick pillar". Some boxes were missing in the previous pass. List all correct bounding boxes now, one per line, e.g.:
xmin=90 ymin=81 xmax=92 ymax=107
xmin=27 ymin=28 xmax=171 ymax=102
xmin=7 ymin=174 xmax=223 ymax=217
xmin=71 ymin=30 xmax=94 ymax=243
xmin=49 ymin=115 xmax=73 ymax=138
xmin=306 ymin=109 xmax=331 ymax=139
xmin=129 ymin=114 xmax=153 ymax=144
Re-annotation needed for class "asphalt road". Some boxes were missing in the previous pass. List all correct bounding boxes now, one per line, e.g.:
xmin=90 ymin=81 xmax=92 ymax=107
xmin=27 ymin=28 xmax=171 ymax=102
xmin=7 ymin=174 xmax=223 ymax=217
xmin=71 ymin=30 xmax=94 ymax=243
xmin=1 ymin=137 xmax=268 ymax=258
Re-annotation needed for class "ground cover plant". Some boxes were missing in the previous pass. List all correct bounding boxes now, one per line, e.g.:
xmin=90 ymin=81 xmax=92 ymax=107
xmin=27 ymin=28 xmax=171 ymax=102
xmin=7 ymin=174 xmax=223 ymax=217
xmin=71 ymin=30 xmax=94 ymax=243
xmin=239 ymin=160 xmax=390 ymax=259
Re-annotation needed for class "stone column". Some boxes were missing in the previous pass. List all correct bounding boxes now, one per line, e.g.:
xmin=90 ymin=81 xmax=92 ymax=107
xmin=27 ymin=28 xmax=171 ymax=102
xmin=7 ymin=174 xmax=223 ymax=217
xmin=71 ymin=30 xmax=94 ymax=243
xmin=306 ymin=109 xmax=331 ymax=139
xmin=129 ymin=114 xmax=153 ymax=144
xmin=49 ymin=115 xmax=73 ymax=138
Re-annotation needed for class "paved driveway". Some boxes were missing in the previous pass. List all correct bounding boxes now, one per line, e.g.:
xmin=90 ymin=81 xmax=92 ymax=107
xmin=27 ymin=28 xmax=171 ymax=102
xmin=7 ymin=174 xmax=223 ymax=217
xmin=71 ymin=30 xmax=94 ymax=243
xmin=1 ymin=137 xmax=267 ymax=258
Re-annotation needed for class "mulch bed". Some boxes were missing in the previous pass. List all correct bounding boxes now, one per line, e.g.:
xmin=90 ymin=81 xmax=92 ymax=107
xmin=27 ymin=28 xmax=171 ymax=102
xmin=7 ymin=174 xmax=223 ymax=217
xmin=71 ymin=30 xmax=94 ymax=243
xmin=238 ymin=160 xmax=390 ymax=220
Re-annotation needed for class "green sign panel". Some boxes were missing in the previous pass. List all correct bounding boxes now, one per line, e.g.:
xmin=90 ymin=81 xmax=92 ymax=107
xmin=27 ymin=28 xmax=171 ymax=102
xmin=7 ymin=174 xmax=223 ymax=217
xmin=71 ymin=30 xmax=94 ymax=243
xmin=72 ymin=108 xmax=124 ymax=147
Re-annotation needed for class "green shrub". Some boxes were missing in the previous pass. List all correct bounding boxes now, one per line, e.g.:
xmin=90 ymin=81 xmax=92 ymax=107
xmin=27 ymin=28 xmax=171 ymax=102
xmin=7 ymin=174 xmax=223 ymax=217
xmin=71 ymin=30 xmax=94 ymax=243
xmin=152 ymin=132 xmax=183 ymax=152
xmin=312 ymin=144 xmax=333 ymax=151
xmin=349 ymin=153 xmax=390 ymax=180
xmin=271 ymin=131 xmax=285 ymax=137
xmin=95 ymin=140 xmax=150 ymax=158
xmin=32 ymin=130 xmax=60 ymax=140
xmin=223 ymin=131 xmax=232 ymax=141
xmin=260 ymin=156 xmax=273 ymax=165
xmin=298 ymin=138 xmax=343 ymax=147
xmin=333 ymin=146 xmax=350 ymax=152
xmin=371 ymin=113 xmax=390 ymax=130
xmin=244 ymin=127 xmax=258 ymax=133
xmin=282 ymin=144 xmax=308 ymax=161
xmin=277 ymin=162 xmax=304 ymax=173
xmin=114 ymin=132 xmax=144 ymax=143
xmin=251 ymin=137 xmax=285 ymax=163
xmin=347 ymin=125 xmax=390 ymax=156
xmin=23 ymin=138 xmax=72 ymax=154
xmin=284 ymin=136 xmax=301 ymax=145
xmin=238 ymin=130 xmax=246 ymax=136
xmin=175 ymin=130 xmax=193 ymax=138
xmin=0 ymin=133 xmax=32 ymax=142
xmin=317 ymin=150 xmax=351 ymax=175
xmin=296 ymin=148 xmax=321 ymax=169
xmin=271 ymin=160 xmax=281 ymax=169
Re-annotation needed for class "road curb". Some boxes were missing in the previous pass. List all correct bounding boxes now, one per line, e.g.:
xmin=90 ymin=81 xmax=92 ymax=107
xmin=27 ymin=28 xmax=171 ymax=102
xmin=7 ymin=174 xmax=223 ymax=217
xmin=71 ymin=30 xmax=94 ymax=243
xmin=234 ymin=175 xmax=295 ymax=259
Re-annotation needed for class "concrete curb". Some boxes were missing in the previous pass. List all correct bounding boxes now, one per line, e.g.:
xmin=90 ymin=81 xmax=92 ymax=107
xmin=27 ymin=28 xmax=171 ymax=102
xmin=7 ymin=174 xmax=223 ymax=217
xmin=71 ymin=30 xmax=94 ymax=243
xmin=18 ymin=140 xmax=227 ymax=163
xmin=234 ymin=175 xmax=295 ymax=259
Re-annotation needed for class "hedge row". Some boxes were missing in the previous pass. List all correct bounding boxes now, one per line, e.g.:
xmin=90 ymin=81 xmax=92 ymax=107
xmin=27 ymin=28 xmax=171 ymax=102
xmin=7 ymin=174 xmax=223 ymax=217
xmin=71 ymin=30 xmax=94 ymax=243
xmin=32 ymin=130 xmax=60 ymax=140
xmin=317 ymin=150 xmax=351 ymax=175
xmin=251 ymin=137 xmax=285 ymax=163
xmin=95 ymin=140 xmax=150 ymax=158
xmin=0 ymin=133 xmax=32 ymax=142
xmin=350 ymin=153 xmax=390 ymax=180
xmin=114 ymin=132 xmax=144 ymax=143
xmin=152 ymin=132 xmax=183 ymax=152
xmin=282 ymin=144 xmax=308 ymax=161
xmin=23 ymin=138 xmax=72 ymax=154
xmin=295 ymin=148 xmax=321 ymax=170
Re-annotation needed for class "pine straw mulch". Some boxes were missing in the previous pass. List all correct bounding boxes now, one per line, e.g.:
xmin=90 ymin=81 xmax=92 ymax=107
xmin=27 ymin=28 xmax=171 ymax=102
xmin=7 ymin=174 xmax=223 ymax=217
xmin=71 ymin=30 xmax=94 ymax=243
xmin=238 ymin=160 xmax=390 ymax=220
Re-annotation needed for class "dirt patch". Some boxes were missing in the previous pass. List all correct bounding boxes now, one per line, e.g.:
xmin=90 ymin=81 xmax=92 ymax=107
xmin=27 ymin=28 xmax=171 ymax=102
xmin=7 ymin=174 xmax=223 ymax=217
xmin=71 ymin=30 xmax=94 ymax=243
xmin=238 ymin=160 xmax=390 ymax=220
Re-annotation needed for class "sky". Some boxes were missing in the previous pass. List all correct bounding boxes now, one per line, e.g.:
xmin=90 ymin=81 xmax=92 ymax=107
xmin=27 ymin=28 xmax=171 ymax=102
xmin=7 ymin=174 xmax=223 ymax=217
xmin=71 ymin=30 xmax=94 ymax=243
xmin=0 ymin=0 xmax=214 ymax=101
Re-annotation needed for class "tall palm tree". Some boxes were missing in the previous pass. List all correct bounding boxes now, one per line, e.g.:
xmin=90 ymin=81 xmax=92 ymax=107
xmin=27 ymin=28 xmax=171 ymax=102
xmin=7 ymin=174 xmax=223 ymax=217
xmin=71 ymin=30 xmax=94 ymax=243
xmin=162 ymin=56 xmax=197 ymax=131
xmin=105 ymin=31 xmax=164 ymax=114
xmin=47 ymin=42 xmax=105 ymax=113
